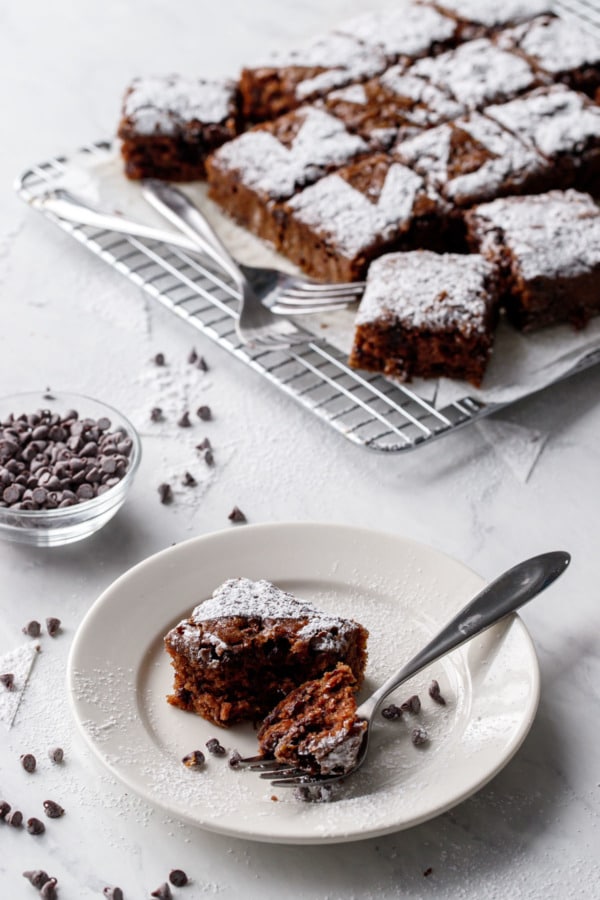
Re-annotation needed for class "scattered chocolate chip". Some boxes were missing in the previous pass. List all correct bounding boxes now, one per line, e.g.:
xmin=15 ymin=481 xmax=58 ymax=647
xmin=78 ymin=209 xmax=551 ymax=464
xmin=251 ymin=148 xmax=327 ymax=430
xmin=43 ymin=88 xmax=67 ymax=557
xmin=197 ymin=356 xmax=208 ymax=372
xmin=229 ymin=750 xmax=242 ymax=769
xmin=48 ymin=747 xmax=64 ymax=764
xmin=169 ymin=869 xmax=188 ymax=887
xmin=203 ymin=449 xmax=214 ymax=467
xmin=182 ymin=750 xmax=205 ymax=769
xmin=196 ymin=437 xmax=211 ymax=452
xmin=423 ymin=867 xmax=433 ymax=877
xmin=43 ymin=390 xmax=56 ymax=401
xmin=381 ymin=704 xmax=403 ymax=720
xmin=40 ymin=877 xmax=58 ymax=899
xmin=150 ymin=407 xmax=164 ymax=423
xmin=22 ymin=620 xmax=41 ymax=638
xmin=0 ymin=673 xmax=14 ymax=691
xmin=46 ymin=617 xmax=61 ymax=637
xmin=7 ymin=809 xmax=23 ymax=827
xmin=43 ymin=799 xmax=64 ymax=818
xmin=271 ymin=795 xmax=278 ymax=802
xmin=411 ymin=726 xmax=429 ymax=746
xmin=228 ymin=506 xmax=246 ymax=523
xmin=103 ymin=888 xmax=124 ymax=900
xmin=158 ymin=483 xmax=173 ymax=505
xmin=182 ymin=471 xmax=197 ymax=487
xmin=151 ymin=882 xmax=172 ymax=899
xmin=428 ymin=679 xmax=446 ymax=705
xmin=206 ymin=738 xmax=226 ymax=757
xmin=0 ymin=800 xmax=11 ymax=819
xmin=23 ymin=870 xmax=51 ymax=889
xmin=154 ymin=353 xmax=166 ymax=366
xmin=196 ymin=405 xmax=211 ymax=421
xmin=187 ymin=348 xmax=198 ymax=364
xmin=21 ymin=753 xmax=37 ymax=773
xmin=27 ymin=817 xmax=45 ymax=835
xmin=401 ymin=695 xmax=421 ymax=715
xmin=177 ymin=411 xmax=192 ymax=428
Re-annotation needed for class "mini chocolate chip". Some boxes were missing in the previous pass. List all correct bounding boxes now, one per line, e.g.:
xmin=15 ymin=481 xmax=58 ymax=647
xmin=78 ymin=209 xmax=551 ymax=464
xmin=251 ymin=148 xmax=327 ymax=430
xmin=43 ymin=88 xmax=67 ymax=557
xmin=428 ymin=679 xmax=446 ymax=706
xmin=177 ymin=412 xmax=192 ymax=428
xmin=151 ymin=883 xmax=173 ymax=899
xmin=21 ymin=753 xmax=36 ymax=773
xmin=206 ymin=738 xmax=226 ymax=757
xmin=0 ymin=800 xmax=10 ymax=819
xmin=203 ymin=449 xmax=214 ymax=467
xmin=40 ymin=877 xmax=58 ymax=899
xmin=150 ymin=407 xmax=164 ymax=423
xmin=182 ymin=750 xmax=205 ymax=769
xmin=423 ymin=867 xmax=433 ymax=877
xmin=103 ymin=888 xmax=124 ymax=900
xmin=46 ymin=617 xmax=61 ymax=637
xmin=229 ymin=750 xmax=242 ymax=769
xmin=169 ymin=869 xmax=188 ymax=887
xmin=7 ymin=809 xmax=23 ymax=827
xmin=43 ymin=799 xmax=64 ymax=818
xmin=411 ymin=726 xmax=429 ymax=746
xmin=48 ymin=746 xmax=64 ymax=763
xmin=381 ymin=704 xmax=403 ymax=720
xmin=27 ymin=817 xmax=45 ymax=835
xmin=154 ymin=352 xmax=166 ymax=366
xmin=22 ymin=620 xmax=41 ymax=638
xmin=0 ymin=673 xmax=14 ymax=691
xmin=182 ymin=472 xmax=197 ymax=487
xmin=228 ymin=506 xmax=246 ymax=523
xmin=158 ymin=483 xmax=173 ymax=505
xmin=196 ymin=405 xmax=211 ymax=421
xmin=196 ymin=437 xmax=211 ymax=452
xmin=76 ymin=483 xmax=95 ymax=500
xmin=187 ymin=348 xmax=198 ymax=364
xmin=23 ymin=870 xmax=50 ymax=889
xmin=197 ymin=356 xmax=208 ymax=372
xmin=401 ymin=695 xmax=421 ymax=714
xmin=97 ymin=417 xmax=111 ymax=431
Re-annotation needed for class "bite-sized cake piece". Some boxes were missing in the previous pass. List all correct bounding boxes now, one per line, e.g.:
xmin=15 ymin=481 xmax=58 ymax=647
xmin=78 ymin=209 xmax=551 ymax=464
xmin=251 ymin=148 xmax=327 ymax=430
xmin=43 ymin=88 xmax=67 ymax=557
xmin=206 ymin=106 xmax=367 ymax=246
xmin=394 ymin=112 xmax=548 ymax=208
xmin=238 ymin=31 xmax=386 ymax=121
xmin=423 ymin=0 xmax=553 ymax=40
xmin=465 ymin=191 xmax=600 ymax=331
xmin=118 ymin=75 xmax=240 ymax=181
xmin=496 ymin=15 xmax=600 ymax=96
xmin=322 ymin=67 xmax=465 ymax=149
xmin=164 ymin=578 xmax=369 ymax=727
xmin=257 ymin=664 xmax=367 ymax=776
xmin=485 ymin=86 xmax=600 ymax=194
xmin=409 ymin=38 xmax=537 ymax=109
xmin=281 ymin=153 xmax=442 ymax=282
xmin=349 ymin=251 xmax=500 ymax=385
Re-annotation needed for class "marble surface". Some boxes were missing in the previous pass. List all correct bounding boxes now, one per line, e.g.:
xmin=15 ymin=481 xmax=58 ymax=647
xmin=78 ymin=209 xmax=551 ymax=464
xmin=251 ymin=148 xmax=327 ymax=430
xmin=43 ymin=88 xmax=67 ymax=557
xmin=1 ymin=1 xmax=600 ymax=897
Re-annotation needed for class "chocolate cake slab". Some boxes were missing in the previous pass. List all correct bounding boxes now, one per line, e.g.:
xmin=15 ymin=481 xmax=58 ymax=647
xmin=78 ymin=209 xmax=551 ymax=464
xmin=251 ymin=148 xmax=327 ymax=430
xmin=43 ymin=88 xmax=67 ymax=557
xmin=164 ymin=578 xmax=369 ymax=727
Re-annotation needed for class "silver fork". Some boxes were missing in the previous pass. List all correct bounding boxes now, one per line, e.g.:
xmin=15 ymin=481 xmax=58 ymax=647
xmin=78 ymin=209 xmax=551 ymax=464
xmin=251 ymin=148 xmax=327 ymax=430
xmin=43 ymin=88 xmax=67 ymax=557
xmin=239 ymin=550 xmax=570 ymax=790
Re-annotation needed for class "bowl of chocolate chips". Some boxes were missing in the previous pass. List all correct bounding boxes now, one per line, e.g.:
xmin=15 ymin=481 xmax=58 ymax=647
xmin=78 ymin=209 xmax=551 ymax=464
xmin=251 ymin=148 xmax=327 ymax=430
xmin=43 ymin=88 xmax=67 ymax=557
xmin=0 ymin=391 xmax=141 ymax=546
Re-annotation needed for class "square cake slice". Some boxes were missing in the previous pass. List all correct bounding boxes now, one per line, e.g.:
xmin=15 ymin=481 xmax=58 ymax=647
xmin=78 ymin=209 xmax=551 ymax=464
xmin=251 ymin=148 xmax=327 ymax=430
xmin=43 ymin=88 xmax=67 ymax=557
xmin=118 ymin=75 xmax=240 ymax=181
xmin=281 ymin=153 xmax=442 ymax=282
xmin=423 ymin=0 xmax=553 ymax=40
xmin=206 ymin=106 xmax=367 ymax=246
xmin=349 ymin=251 xmax=500 ymax=385
xmin=465 ymin=190 xmax=600 ymax=331
xmin=164 ymin=578 xmax=369 ymax=727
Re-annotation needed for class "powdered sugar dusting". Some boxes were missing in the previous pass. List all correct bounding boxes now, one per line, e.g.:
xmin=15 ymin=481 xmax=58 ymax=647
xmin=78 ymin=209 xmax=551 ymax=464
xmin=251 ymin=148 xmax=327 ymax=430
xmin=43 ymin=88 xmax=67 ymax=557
xmin=122 ymin=75 xmax=236 ymax=135
xmin=338 ymin=3 xmax=457 ymax=59
xmin=379 ymin=67 xmax=465 ymax=125
xmin=355 ymin=251 xmax=495 ymax=334
xmin=435 ymin=0 xmax=551 ymax=29
xmin=0 ymin=641 xmax=40 ymax=729
xmin=497 ymin=14 xmax=600 ymax=73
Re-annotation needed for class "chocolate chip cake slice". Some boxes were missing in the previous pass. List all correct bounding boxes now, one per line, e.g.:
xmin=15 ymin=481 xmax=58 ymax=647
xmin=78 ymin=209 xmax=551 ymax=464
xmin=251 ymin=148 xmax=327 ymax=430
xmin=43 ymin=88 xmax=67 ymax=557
xmin=164 ymin=578 xmax=369 ymax=727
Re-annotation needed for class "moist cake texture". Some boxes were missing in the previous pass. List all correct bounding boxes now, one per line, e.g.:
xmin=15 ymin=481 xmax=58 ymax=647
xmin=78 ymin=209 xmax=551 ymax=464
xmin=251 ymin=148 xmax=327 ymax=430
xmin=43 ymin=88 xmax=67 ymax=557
xmin=164 ymin=578 xmax=369 ymax=727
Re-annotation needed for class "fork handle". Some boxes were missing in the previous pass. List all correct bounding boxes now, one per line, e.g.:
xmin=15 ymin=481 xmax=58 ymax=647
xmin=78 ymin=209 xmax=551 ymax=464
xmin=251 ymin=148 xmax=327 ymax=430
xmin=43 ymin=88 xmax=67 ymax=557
xmin=357 ymin=551 xmax=570 ymax=719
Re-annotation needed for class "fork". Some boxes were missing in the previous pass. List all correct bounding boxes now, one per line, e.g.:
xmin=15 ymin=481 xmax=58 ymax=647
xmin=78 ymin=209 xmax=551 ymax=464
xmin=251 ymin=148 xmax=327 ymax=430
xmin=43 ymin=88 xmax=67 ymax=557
xmin=239 ymin=550 xmax=570 ymax=789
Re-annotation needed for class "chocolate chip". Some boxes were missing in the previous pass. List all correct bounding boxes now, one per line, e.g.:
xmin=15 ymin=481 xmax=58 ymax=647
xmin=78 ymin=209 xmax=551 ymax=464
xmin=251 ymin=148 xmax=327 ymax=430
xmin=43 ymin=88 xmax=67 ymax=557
xmin=228 ymin=506 xmax=246 ymax=523
xmin=154 ymin=352 xmax=166 ymax=366
xmin=423 ymin=867 xmax=433 ymax=877
xmin=196 ymin=437 xmax=211 ymax=452
xmin=411 ymin=726 xmax=429 ymax=746
xmin=43 ymin=800 xmax=64 ymax=818
xmin=381 ymin=704 xmax=403 ymax=720
xmin=21 ymin=753 xmax=36 ymax=773
xmin=48 ymin=746 xmax=64 ymax=764
xmin=428 ymin=679 xmax=446 ymax=706
xmin=23 ymin=870 xmax=51 ymax=889
xmin=203 ymin=449 xmax=214 ymax=467
xmin=158 ymin=483 xmax=173 ymax=505
xmin=0 ymin=673 xmax=14 ymax=691
xmin=103 ymin=888 xmax=124 ymax=900
xmin=206 ymin=738 xmax=226 ymax=757
xmin=27 ymin=817 xmax=45 ymax=835
xmin=182 ymin=472 xmax=197 ymax=487
xmin=22 ymin=620 xmax=41 ymax=637
xmin=197 ymin=356 xmax=208 ymax=372
xmin=182 ymin=750 xmax=205 ymax=769
xmin=177 ymin=411 xmax=192 ymax=428
xmin=187 ymin=348 xmax=198 ymax=364
xmin=46 ymin=617 xmax=61 ymax=637
xmin=150 ymin=407 xmax=164 ymax=423
xmin=229 ymin=750 xmax=242 ymax=769
xmin=151 ymin=882 xmax=173 ymax=899
xmin=196 ymin=405 xmax=211 ymax=421
xmin=7 ymin=809 xmax=23 ymax=827
xmin=401 ymin=695 xmax=421 ymax=715
xmin=40 ymin=878 xmax=58 ymax=899
xmin=0 ymin=800 xmax=10 ymax=819
xmin=169 ymin=869 xmax=188 ymax=887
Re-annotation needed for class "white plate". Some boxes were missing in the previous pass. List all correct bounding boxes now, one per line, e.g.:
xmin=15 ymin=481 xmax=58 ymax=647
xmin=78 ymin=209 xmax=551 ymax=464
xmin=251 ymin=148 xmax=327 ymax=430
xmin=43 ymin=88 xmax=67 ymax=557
xmin=67 ymin=523 xmax=540 ymax=844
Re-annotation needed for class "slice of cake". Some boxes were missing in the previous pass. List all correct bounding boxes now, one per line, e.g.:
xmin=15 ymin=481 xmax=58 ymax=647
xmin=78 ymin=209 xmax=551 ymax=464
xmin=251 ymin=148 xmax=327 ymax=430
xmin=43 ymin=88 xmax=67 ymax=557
xmin=349 ymin=250 xmax=500 ymax=385
xmin=118 ymin=75 xmax=240 ymax=181
xmin=257 ymin=664 xmax=367 ymax=776
xmin=465 ymin=190 xmax=600 ymax=331
xmin=164 ymin=578 xmax=369 ymax=727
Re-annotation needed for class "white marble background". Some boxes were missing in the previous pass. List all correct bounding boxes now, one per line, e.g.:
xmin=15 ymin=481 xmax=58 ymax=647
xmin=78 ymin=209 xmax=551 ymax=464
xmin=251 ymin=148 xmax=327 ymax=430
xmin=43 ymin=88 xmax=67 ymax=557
xmin=1 ymin=1 xmax=600 ymax=897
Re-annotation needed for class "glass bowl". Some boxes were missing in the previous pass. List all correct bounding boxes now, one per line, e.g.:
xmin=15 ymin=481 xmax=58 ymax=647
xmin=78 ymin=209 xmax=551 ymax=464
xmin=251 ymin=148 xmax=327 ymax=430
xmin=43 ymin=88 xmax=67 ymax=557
xmin=0 ymin=391 xmax=141 ymax=547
